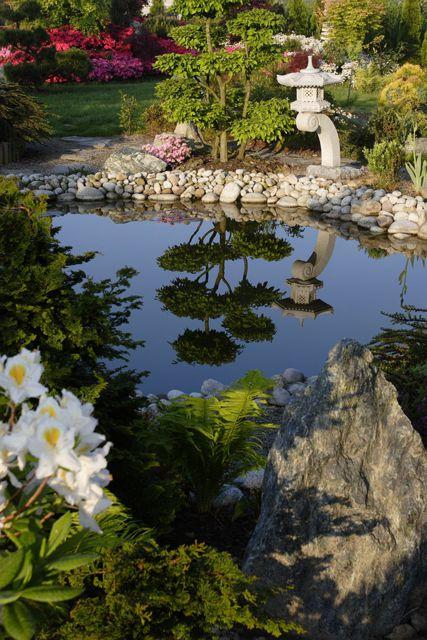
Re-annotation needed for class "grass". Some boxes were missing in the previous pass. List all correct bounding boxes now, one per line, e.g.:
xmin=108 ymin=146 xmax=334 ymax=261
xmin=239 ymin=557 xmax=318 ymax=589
xmin=33 ymin=79 xmax=159 ymax=137
xmin=328 ymin=85 xmax=378 ymax=114
xmin=31 ymin=77 xmax=377 ymax=139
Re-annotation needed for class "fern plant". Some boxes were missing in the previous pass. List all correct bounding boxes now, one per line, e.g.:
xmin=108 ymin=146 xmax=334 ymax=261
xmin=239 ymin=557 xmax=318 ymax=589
xmin=150 ymin=371 xmax=273 ymax=512
xmin=405 ymin=150 xmax=427 ymax=195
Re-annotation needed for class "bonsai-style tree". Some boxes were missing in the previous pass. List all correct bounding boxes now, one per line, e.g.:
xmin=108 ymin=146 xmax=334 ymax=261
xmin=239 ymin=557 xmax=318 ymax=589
xmin=157 ymin=218 xmax=293 ymax=366
xmin=154 ymin=1 xmax=294 ymax=162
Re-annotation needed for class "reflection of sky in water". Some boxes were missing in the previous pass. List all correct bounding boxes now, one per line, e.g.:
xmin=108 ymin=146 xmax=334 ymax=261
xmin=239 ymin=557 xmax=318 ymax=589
xmin=55 ymin=213 xmax=427 ymax=394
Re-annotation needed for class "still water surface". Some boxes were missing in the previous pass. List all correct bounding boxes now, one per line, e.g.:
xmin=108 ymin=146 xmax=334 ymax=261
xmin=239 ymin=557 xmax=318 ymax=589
xmin=55 ymin=211 xmax=426 ymax=394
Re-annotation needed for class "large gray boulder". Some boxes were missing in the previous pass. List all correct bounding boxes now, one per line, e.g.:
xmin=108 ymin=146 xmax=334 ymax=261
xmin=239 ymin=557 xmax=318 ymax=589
xmin=244 ymin=339 xmax=427 ymax=640
xmin=104 ymin=148 xmax=167 ymax=174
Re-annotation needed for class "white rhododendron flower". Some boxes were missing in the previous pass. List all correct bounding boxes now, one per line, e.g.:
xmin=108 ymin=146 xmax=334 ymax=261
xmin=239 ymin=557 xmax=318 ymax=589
xmin=28 ymin=416 xmax=81 ymax=479
xmin=0 ymin=349 xmax=47 ymax=404
xmin=0 ymin=480 xmax=7 ymax=514
xmin=0 ymin=349 xmax=112 ymax=533
xmin=49 ymin=444 xmax=112 ymax=532
xmin=59 ymin=390 xmax=105 ymax=453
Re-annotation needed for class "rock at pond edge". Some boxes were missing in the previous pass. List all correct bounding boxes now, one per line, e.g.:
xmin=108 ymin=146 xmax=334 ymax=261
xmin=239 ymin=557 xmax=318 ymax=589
xmin=244 ymin=339 xmax=427 ymax=640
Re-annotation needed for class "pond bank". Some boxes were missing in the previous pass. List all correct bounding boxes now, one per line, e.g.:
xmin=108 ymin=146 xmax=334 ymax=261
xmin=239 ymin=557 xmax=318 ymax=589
xmin=52 ymin=197 xmax=427 ymax=259
xmin=8 ymin=166 xmax=427 ymax=247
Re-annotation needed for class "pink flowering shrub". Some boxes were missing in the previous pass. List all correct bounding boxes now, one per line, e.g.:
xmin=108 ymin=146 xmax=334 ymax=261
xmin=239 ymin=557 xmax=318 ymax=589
xmin=142 ymin=135 xmax=192 ymax=166
xmin=89 ymin=52 xmax=146 ymax=81
xmin=0 ymin=21 xmax=190 ymax=83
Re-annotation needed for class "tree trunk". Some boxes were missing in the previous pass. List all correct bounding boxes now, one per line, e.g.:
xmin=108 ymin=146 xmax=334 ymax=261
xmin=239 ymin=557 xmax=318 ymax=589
xmin=218 ymin=81 xmax=228 ymax=163
xmin=219 ymin=131 xmax=228 ymax=163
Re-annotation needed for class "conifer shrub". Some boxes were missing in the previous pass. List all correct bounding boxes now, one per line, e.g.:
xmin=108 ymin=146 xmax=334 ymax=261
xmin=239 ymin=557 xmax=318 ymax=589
xmin=49 ymin=541 xmax=303 ymax=640
xmin=55 ymin=47 xmax=92 ymax=81
xmin=363 ymin=139 xmax=403 ymax=189
xmin=0 ymin=82 xmax=51 ymax=142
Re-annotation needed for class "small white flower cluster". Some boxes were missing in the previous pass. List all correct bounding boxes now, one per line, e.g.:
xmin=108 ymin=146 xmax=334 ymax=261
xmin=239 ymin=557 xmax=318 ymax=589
xmin=273 ymin=33 xmax=324 ymax=55
xmin=0 ymin=349 xmax=111 ymax=532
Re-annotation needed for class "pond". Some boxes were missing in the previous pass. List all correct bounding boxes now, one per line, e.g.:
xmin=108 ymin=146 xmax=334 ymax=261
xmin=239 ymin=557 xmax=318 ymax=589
xmin=49 ymin=205 xmax=426 ymax=394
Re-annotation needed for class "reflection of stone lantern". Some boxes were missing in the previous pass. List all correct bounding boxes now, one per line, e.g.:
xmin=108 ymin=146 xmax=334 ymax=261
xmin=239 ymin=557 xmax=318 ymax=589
xmin=277 ymin=56 xmax=344 ymax=180
xmin=273 ymin=230 xmax=335 ymax=324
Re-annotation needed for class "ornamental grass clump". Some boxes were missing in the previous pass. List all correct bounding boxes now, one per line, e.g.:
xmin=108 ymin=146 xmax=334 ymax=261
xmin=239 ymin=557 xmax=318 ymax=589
xmin=0 ymin=348 xmax=113 ymax=640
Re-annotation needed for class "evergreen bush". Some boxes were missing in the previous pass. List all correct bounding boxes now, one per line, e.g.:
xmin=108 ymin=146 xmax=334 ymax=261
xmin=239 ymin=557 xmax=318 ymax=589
xmin=363 ymin=139 xmax=403 ymax=189
xmin=47 ymin=541 xmax=303 ymax=639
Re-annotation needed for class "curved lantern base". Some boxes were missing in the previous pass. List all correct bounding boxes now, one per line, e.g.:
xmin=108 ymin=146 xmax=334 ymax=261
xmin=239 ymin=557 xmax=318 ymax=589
xmin=296 ymin=111 xmax=341 ymax=169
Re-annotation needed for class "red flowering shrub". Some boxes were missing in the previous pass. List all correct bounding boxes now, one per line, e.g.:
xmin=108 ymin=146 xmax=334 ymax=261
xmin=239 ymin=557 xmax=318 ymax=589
xmin=281 ymin=51 xmax=322 ymax=73
xmin=0 ymin=21 xmax=188 ymax=83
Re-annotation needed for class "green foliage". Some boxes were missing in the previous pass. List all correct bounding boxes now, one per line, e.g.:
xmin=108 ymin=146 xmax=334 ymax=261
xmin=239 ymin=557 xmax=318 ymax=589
xmin=370 ymin=107 xmax=415 ymax=143
xmin=421 ymin=30 xmax=427 ymax=67
xmin=405 ymin=150 xmax=427 ymax=194
xmin=363 ymin=139 xmax=403 ymax=189
xmin=154 ymin=3 xmax=291 ymax=161
xmin=55 ymin=48 xmax=92 ymax=81
xmin=231 ymin=97 xmax=294 ymax=145
xmin=0 ymin=179 xmax=180 ymax=531
xmin=383 ymin=0 xmax=402 ymax=51
xmin=48 ymin=541 xmax=302 ymax=639
xmin=172 ymin=0 xmax=244 ymax=19
xmin=0 ymin=0 xmax=42 ymax=27
xmin=370 ymin=305 xmax=427 ymax=429
xmin=140 ymin=101 xmax=172 ymax=135
xmin=148 ymin=371 xmax=273 ymax=512
xmin=38 ymin=0 xmax=111 ymax=33
xmin=379 ymin=63 xmax=427 ymax=113
xmin=326 ymin=0 xmax=385 ymax=60
xmin=286 ymin=0 xmax=310 ymax=34
xmin=0 ymin=84 xmax=51 ymax=143
xmin=0 ymin=26 xmax=49 ymax=51
xmin=4 ymin=62 xmax=45 ymax=87
xmin=353 ymin=63 xmax=386 ymax=93
xmin=145 ymin=0 xmax=177 ymax=37
xmin=109 ymin=0 xmax=145 ymax=25
xmin=158 ymin=278 xmax=228 ymax=320
xmin=118 ymin=92 xmax=144 ymax=136
xmin=0 ymin=512 xmax=113 ymax=640
xmin=400 ymin=0 xmax=422 ymax=58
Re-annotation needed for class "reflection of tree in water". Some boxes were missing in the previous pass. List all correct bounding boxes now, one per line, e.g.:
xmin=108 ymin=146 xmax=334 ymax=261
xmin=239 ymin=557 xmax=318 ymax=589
xmin=157 ymin=219 xmax=295 ymax=365
xmin=371 ymin=306 xmax=427 ymax=443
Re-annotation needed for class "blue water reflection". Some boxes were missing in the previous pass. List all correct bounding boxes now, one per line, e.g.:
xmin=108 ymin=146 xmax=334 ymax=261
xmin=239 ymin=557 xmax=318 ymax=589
xmin=55 ymin=213 xmax=426 ymax=393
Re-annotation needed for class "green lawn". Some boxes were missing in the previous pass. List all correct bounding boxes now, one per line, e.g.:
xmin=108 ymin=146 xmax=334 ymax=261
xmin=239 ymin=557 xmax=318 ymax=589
xmin=33 ymin=79 xmax=159 ymax=137
xmin=32 ymin=78 xmax=376 ymax=139
xmin=328 ymin=85 xmax=377 ymax=114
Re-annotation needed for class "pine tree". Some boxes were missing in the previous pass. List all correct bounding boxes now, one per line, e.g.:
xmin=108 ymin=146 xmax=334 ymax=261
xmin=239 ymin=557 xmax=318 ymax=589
xmin=287 ymin=0 xmax=309 ymax=34
xmin=400 ymin=0 xmax=422 ymax=58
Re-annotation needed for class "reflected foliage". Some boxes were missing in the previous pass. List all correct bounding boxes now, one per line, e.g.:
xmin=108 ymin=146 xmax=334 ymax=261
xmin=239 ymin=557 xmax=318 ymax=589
xmin=157 ymin=219 xmax=293 ymax=366
xmin=370 ymin=306 xmax=427 ymax=442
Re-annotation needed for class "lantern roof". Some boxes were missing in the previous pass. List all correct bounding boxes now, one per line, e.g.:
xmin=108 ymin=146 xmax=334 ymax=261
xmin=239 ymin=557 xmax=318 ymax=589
xmin=277 ymin=55 xmax=343 ymax=88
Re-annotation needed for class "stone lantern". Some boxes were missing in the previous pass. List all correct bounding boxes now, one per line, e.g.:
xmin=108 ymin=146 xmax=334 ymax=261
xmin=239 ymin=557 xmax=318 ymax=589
xmin=273 ymin=230 xmax=335 ymax=324
xmin=277 ymin=55 xmax=344 ymax=179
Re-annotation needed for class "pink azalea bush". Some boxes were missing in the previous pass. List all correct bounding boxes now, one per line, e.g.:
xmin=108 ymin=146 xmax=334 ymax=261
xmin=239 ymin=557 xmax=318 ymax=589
xmin=88 ymin=52 xmax=146 ymax=81
xmin=0 ymin=21 xmax=190 ymax=83
xmin=142 ymin=135 xmax=192 ymax=166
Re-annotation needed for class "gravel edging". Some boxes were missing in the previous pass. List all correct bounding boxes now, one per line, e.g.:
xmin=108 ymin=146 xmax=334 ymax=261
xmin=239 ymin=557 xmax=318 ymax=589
xmin=5 ymin=166 xmax=427 ymax=243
